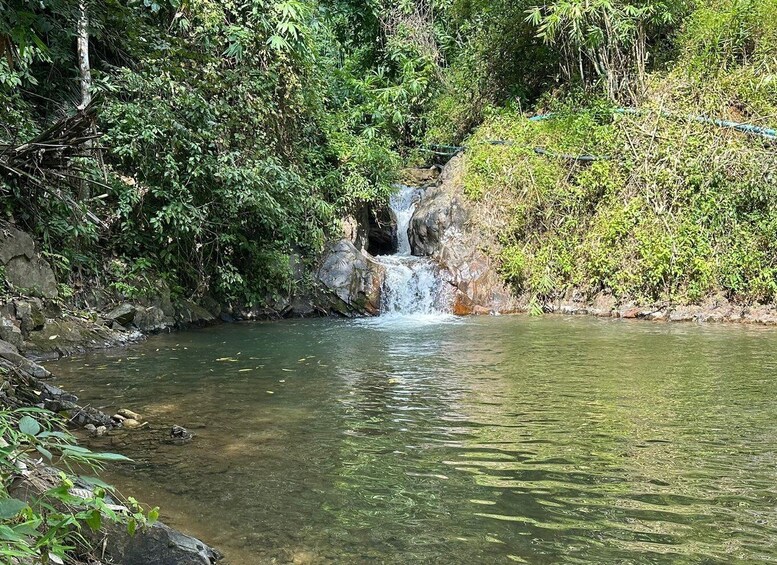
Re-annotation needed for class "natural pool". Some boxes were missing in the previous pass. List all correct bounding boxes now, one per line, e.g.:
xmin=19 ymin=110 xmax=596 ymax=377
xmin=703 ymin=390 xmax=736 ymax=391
xmin=51 ymin=315 xmax=777 ymax=564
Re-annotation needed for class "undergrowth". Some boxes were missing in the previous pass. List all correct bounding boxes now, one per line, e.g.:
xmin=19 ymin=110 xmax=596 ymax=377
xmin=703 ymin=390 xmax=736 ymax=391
xmin=464 ymin=103 xmax=777 ymax=305
xmin=456 ymin=0 xmax=777 ymax=307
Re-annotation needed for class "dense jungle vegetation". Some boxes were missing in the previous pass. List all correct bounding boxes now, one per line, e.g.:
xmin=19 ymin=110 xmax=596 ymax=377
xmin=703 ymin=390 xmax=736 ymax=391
xmin=0 ymin=1 xmax=776 ymax=561
xmin=1 ymin=0 xmax=775 ymax=308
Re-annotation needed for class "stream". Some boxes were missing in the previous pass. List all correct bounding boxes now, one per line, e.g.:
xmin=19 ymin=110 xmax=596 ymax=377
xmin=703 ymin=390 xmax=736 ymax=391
xmin=50 ymin=316 xmax=777 ymax=564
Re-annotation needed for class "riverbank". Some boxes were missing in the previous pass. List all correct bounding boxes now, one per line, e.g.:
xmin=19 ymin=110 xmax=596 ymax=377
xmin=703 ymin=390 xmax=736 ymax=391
xmin=0 ymin=334 xmax=221 ymax=564
xmin=402 ymin=152 xmax=777 ymax=327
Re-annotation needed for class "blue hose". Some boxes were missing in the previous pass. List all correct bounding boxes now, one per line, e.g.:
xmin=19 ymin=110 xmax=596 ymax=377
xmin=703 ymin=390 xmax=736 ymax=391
xmin=422 ymin=108 xmax=776 ymax=159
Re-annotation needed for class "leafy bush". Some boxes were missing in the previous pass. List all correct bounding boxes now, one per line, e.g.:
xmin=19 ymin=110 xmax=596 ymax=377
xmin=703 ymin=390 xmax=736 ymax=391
xmin=0 ymin=407 xmax=156 ymax=563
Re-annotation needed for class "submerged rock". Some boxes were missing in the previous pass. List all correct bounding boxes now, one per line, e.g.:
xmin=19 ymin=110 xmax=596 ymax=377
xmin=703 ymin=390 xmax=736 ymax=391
xmin=122 ymin=418 xmax=143 ymax=429
xmin=170 ymin=425 xmax=194 ymax=442
xmin=72 ymin=406 xmax=113 ymax=428
xmin=118 ymin=408 xmax=142 ymax=420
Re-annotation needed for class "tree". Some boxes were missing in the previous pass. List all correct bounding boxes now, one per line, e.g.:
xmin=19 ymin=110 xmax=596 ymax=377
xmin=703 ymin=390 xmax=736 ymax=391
xmin=76 ymin=0 xmax=91 ymax=109
xmin=526 ymin=0 xmax=686 ymax=101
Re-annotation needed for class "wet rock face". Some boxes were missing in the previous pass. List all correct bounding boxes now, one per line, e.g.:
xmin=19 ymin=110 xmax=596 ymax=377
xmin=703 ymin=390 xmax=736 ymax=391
xmin=0 ymin=224 xmax=58 ymax=299
xmin=409 ymin=192 xmax=470 ymax=258
xmin=316 ymin=239 xmax=385 ymax=316
xmin=102 ymin=521 xmax=221 ymax=565
xmin=366 ymin=204 xmax=397 ymax=256
xmin=407 ymin=156 xmax=518 ymax=315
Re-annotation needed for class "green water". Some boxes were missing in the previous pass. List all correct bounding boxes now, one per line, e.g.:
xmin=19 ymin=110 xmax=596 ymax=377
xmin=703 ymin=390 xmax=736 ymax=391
xmin=51 ymin=316 xmax=777 ymax=564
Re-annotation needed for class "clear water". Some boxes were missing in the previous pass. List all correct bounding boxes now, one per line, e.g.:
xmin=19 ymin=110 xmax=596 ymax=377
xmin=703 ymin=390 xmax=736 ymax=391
xmin=50 ymin=316 xmax=777 ymax=564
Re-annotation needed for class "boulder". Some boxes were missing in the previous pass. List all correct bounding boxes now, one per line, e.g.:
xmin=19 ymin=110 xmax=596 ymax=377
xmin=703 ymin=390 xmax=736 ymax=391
xmin=101 ymin=521 xmax=221 ymax=565
xmin=0 ymin=225 xmax=58 ymax=299
xmin=285 ymin=295 xmax=317 ymax=317
xmin=15 ymin=299 xmax=46 ymax=334
xmin=408 ymin=156 xmax=518 ymax=315
xmin=22 ymin=316 xmax=135 ymax=359
xmin=175 ymin=300 xmax=216 ymax=327
xmin=133 ymin=306 xmax=174 ymax=333
xmin=0 ymin=338 xmax=50 ymax=379
xmin=0 ymin=317 xmax=23 ymax=349
xmin=170 ymin=425 xmax=194 ymax=442
xmin=117 ymin=408 xmax=141 ymax=420
xmin=400 ymin=166 xmax=440 ymax=186
xmin=107 ymin=303 xmax=137 ymax=326
xmin=316 ymin=239 xmax=385 ymax=316
xmin=71 ymin=405 xmax=113 ymax=428
xmin=122 ymin=418 xmax=143 ymax=429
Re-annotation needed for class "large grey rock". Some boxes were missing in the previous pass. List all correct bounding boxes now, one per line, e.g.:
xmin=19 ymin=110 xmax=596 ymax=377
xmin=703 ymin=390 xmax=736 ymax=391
xmin=0 ymin=316 xmax=23 ymax=349
xmin=0 ymin=338 xmax=50 ymax=378
xmin=0 ymin=225 xmax=35 ymax=264
xmin=175 ymin=299 xmax=216 ymax=326
xmin=408 ymin=156 xmax=518 ymax=315
xmin=107 ymin=303 xmax=137 ymax=326
xmin=0 ymin=225 xmax=58 ymax=299
xmin=409 ymin=192 xmax=469 ymax=258
xmin=316 ymin=239 xmax=385 ymax=316
xmin=133 ymin=305 xmax=175 ymax=333
xmin=102 ymin=521 xmax=221 ymax=565
xmin=15 ymin=298 xmax=46 ymax=334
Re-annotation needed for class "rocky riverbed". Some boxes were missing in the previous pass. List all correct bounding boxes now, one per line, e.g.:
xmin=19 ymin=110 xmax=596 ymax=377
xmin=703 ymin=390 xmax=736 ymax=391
xmin=0 ymin=334 xmax=220 ymax=564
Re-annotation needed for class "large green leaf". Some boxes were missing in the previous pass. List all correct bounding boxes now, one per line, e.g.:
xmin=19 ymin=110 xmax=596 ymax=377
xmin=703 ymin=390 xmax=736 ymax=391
xmin=18 ymin=415 xmax=40 ymax=437
xmin=0 ymin=498 xmax=28 ymax=519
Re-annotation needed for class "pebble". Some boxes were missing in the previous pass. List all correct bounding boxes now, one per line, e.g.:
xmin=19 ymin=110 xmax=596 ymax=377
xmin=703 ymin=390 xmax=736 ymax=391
xmin=123 ymin=418 xmax=142 ymax=429
xmin=117 ymin=408 xmax=141 ymax=420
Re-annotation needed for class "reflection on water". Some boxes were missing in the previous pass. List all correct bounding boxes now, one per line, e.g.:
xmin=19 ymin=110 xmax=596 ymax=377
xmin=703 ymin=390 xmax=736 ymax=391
xmin=51 ymin=316 xmax=777 ymax=564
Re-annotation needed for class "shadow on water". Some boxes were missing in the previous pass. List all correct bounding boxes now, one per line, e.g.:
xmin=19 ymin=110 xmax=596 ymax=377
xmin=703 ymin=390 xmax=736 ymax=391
xmin=51 ymin=316 xmax=777 ymax=564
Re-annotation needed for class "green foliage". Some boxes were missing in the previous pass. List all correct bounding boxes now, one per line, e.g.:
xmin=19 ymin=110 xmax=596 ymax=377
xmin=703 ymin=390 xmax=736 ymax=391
xmin=675 ymin=0 xmax=777 ymax=121
xmin=526 ymin=0 xmax=688 ymax=100
xmin=465 ymin=98 xmax=777 ymax=305
xmin=0 ymin=407 xmax=157 ymax=563
xmin=1 ymin=0 xmax=405 ymax=306
xmin=425 ymin=0 xmax=557 ymax=145
xmin=2 ymin=0 xmax=776 ymax=310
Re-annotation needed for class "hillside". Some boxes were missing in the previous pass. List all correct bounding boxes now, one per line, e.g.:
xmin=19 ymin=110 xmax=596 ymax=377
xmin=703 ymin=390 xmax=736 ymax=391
xmin=435 ymin=0 xmax=777 ymax=312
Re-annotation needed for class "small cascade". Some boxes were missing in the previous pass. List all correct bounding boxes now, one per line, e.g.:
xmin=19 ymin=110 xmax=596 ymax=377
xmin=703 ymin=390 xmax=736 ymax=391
xmin=374 ymin=185 xmax=451 ymax=317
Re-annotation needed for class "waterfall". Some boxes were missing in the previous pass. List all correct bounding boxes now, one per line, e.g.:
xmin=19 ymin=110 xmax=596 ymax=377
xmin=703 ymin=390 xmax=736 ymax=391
xmin=390 ymin=185 xmax=418 ymax=256
xmin=374 ymin=185 xmax=451 ymax=317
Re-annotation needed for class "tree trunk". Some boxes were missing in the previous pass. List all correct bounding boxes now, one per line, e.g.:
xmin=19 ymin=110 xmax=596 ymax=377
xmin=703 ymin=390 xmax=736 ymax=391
xmin=77 ymin=0 xmax=91 ymax=110
xmin=77 ymin=0 xmax=93 ymax=200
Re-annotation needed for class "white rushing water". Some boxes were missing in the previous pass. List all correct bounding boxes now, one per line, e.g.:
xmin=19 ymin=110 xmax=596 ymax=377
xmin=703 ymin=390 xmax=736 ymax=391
xmin=372 ymin=185 xmax=453 ymax=322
